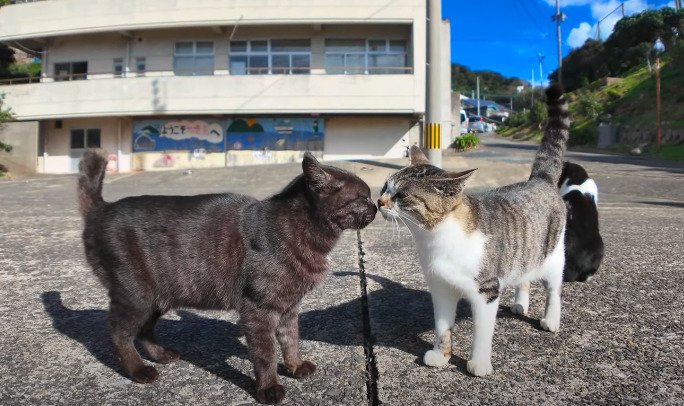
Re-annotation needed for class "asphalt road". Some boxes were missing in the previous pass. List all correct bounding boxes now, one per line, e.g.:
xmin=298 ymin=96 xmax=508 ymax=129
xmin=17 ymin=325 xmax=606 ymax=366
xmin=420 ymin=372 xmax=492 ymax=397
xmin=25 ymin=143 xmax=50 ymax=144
xmin=1 ymin=134 xmax=682 ymax=405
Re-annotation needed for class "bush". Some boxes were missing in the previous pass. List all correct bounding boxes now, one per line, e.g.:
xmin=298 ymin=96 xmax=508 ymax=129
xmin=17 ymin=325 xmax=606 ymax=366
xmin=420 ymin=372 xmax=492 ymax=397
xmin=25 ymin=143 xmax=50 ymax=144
xmin=530 ymin=100 xmax=548 ymax=124
xmin=569 ymin=125 xmax=598 ymax=146
xmin=578 ymin=92 xmax=604 ymax=119
xmin=605 ymin=87 xmax=622 ymax=102
xmin=505 ymin=109 xmax=530 ymax=128
xmin=451 ymin=134 xmax=480 ymax=151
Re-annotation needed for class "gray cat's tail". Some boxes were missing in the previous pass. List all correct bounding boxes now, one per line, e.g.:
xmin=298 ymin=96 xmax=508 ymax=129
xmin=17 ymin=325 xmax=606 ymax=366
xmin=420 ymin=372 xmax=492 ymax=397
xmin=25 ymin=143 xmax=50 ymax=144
xmin=529 ymin=84 xmax=570 ymax=184
xmin=77 ymin=150 xmax=107 ymax=217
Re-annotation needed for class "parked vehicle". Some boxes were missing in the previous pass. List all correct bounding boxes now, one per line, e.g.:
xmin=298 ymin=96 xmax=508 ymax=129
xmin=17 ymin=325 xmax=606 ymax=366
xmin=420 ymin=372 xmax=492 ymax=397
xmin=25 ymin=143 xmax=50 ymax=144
xmin=460 ymin=110 xmax=469 ymax=134
xmin=468 ymin=115 xmax=485 ymax=133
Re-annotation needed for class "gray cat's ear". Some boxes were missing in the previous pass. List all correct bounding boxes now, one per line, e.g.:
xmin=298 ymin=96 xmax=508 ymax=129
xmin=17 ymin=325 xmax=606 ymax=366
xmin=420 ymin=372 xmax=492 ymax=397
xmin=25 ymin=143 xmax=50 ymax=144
xmin=302 ymin=152 xmax=330 ymax=191
xmin=409 ymin=145 xmax=429 ymax=165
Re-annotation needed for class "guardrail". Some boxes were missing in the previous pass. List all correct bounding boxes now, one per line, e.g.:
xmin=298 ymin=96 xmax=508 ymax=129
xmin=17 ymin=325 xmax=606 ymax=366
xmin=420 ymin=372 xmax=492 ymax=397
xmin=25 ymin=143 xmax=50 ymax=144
xmin=0 ymin=66 xmax=414 ymax=86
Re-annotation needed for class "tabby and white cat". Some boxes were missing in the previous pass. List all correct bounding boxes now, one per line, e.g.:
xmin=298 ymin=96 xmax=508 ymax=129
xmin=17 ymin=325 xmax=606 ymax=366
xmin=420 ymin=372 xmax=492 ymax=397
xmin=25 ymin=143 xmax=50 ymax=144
xmin=377 ymin=85 xmax=570 ymax=376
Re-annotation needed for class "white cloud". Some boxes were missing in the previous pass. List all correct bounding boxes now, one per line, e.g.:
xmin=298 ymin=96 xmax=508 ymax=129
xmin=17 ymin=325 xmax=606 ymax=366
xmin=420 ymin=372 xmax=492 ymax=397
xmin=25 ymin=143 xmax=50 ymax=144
xmin=567 ymin=22 xmax=594 ymax=47
xmin=563 ymin=0 xmax=673 ymax=48
xmin=543 ymin=0 xmax=594 ymax=6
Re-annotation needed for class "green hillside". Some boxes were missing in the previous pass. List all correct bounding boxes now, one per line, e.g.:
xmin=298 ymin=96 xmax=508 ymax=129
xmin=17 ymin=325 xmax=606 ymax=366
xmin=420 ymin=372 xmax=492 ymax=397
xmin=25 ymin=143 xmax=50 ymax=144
xmin=499 ymin=54 xmax=684 ymax=160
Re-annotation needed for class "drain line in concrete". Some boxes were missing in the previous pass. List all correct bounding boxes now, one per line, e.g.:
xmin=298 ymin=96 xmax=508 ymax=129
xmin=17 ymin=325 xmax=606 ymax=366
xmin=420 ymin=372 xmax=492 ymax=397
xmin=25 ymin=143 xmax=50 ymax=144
xmin=356 ymin=230 xmax=381 ymax=406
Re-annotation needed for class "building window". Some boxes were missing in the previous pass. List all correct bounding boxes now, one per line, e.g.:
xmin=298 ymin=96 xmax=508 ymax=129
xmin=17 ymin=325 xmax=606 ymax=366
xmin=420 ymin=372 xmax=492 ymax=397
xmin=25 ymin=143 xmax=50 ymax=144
xmin=229 ymin=39 xmax=311 ymax=75
xmin=173 ymin=41 xmax=214 ymax=76
xmin=54 ymin=61 xmax=88 ymax=81
xmin=70 ymin=129 xmax=101 ymax=149
xmin=135 ymin=57 xmax=146 ymax=74
xmin=113 ymin=58 xmax=124 ymax=77
xmin=325 ymin=39 xmax=408 ymax=74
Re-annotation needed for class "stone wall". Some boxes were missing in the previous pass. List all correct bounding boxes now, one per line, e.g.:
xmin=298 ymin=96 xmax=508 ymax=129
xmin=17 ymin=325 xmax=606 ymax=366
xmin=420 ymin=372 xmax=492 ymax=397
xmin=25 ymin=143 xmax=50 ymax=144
xmin=0 ymin=121 xmax=39 ymax=172
xmin=617 ymin=125 xmax=684 ymax=145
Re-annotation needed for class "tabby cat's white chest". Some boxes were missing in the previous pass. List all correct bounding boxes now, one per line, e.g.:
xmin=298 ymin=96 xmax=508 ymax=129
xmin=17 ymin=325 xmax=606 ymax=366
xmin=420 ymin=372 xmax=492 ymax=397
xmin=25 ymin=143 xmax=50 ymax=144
xmin=409 ymin=217 xmax=487 ymax=293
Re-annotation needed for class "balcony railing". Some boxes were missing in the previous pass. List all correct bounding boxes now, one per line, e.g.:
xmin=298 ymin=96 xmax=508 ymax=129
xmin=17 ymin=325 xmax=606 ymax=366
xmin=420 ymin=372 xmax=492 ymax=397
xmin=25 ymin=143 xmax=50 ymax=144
xmin=0 ymin=66 xmax=414 ymax=86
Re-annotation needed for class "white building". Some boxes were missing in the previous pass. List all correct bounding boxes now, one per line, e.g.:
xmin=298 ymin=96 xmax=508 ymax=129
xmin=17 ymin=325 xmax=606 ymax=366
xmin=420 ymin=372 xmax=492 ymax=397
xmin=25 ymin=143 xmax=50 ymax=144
xmin=0 ymin=0 xmax=451 ymax=173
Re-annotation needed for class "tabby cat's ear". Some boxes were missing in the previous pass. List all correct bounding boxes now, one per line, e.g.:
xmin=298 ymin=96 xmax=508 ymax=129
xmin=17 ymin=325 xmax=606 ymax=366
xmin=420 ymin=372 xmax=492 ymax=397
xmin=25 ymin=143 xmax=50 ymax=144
xmin=409 ymin=145 xmax=429 ymax=165
xmin=425 ymin=168 xmax=477 ymax=196
xmin=302 ymin=152 xmax=330 ymax=192
xmin=444 ymin=168 xmax=477 ymax=181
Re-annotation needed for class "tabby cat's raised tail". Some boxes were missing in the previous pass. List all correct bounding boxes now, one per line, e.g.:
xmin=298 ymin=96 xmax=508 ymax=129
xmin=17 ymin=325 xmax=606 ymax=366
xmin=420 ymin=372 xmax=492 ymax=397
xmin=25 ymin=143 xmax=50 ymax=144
xmin=529 ymin=84 xmax=570 ymax=184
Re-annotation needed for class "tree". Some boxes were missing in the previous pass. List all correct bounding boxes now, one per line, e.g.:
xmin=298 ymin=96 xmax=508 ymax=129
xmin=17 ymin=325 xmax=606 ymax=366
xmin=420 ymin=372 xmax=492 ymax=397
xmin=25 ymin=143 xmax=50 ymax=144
xmin=0 ymin=93 xmax=13 ymax=153
xmin=549 ymin=7 xmax=684 ymax=91
xmin=451 ymin=63 xmax=522 ymax=96
xmin=0 ymin=43 xmax=15 ymax=79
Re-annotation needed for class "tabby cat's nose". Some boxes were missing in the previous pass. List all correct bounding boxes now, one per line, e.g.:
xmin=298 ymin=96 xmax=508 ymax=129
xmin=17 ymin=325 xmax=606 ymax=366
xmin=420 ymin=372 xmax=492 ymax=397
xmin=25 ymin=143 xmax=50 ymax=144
xmin=377 ymin=195 xmax=390 ymax=208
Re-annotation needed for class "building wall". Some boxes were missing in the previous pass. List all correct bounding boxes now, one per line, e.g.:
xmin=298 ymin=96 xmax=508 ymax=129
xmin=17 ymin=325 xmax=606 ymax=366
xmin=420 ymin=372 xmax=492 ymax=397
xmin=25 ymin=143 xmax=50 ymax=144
xmin=324 ymin=116 xmax=418 ymax=160
xmin=43 ymin=25 xmax=413 ymax=78
xmin=0 ymin=121 xmax=39 ymax=172
xmin=440 ymin=19 xmax=453 ymax=146
xmin=0 ymin=0 xmax=426 ymax=41
xmin=39 ymin=115 xmax=415 ymax=173
xmin=42 ymin=118 xmax=132 ymax=174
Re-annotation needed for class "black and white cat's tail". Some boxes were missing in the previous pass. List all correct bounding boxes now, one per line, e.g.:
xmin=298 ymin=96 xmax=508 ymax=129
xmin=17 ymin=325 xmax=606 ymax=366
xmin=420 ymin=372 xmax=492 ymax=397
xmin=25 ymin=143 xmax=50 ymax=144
xmin=529 ymin=84 xmax=570 ymax=184
xmin=77 ymin=150 xmax=108 ymax=218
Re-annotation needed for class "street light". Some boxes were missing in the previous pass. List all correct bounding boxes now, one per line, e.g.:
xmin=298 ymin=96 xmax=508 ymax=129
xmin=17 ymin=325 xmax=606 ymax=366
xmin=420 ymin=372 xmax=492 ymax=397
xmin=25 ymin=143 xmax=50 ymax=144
xmin=654 ymin=38 xmax=665 ymax=149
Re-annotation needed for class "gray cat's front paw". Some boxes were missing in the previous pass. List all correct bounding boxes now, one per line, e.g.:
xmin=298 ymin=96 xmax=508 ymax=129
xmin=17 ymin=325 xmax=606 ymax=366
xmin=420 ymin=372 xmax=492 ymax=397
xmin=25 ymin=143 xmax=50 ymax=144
xmin=510 ymin=303 xmax=528 ymax=315
xmin=466 ymin=358 xmax=493 ymax=377
xmin=423 ymin=349 xmax=450 ymax=367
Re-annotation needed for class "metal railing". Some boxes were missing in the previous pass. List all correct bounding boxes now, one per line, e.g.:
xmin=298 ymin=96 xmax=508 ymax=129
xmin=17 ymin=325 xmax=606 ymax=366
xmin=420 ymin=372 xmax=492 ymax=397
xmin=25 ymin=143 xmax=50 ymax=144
xmin=0 ymin=66 xmax=414 ymax=86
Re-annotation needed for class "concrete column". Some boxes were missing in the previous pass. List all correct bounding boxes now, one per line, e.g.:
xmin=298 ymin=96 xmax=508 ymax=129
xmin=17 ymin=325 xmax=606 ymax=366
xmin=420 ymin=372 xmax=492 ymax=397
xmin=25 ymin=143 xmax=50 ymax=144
xmin=425 ymin=0 xmax=442 ymax=167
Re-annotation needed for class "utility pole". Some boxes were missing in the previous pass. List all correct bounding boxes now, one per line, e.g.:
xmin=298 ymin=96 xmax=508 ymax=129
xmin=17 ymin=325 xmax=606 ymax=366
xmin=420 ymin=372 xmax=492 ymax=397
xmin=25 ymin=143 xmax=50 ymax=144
xmin=552 ymin=0 xmax=565 ymax=85
xmin=538 ymin=53 xmax=546 ymax=88
xmin=425 ymin=0 xmax=442 ymax=167
xmin=476 ymin=76 xmax=481 ymax=116
xmin=531 ymin=69 xmax=535 ymax=108
xmin=676 ymin=0 xmax=682 ymax=11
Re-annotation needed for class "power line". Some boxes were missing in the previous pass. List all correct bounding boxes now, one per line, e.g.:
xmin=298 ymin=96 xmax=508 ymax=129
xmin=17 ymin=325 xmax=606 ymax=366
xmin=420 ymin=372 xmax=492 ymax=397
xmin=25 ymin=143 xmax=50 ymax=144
xmin=514 ymin=1 xmax=548 ymax=35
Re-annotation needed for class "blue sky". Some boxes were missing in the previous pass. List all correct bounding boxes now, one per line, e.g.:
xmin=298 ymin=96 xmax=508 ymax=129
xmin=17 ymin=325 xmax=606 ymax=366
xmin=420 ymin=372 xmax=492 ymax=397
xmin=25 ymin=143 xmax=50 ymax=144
xmin=444 ymin=0 xmax=676 ymax=86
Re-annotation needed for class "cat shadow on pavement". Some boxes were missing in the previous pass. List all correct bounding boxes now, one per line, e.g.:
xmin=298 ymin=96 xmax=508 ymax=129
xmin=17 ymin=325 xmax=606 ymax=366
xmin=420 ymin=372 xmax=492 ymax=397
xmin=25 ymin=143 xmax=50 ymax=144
xmin=40 ymin=291 xmax=253 ymax=394
xmin=42 ymin=273 xmax=541 ymax=389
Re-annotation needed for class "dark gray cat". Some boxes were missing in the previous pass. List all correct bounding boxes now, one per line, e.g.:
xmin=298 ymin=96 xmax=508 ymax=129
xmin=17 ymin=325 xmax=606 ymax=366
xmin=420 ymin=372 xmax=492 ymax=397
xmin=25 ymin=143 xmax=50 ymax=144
xmin=77 ymin=151 xmax=376 ymax=404
xmin=377 ymin=85 xmax=570 ymax=376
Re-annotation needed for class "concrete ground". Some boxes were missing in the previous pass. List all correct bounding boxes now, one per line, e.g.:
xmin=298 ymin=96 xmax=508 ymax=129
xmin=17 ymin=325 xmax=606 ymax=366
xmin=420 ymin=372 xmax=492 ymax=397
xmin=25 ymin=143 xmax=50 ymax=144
xmin=1 ymin=133 xmax=682 ymax=405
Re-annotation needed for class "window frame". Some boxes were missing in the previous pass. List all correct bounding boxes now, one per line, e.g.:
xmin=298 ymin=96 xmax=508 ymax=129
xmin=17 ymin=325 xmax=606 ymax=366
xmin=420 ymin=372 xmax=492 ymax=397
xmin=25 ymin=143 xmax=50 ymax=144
xmin=53 ymin=61 xmax=89 ymax=81
xmin=324 ymin=39 xmax=408 ymax=75
xmin=173 ymin=41 xmax=215 ymax=76
xmin=113 ymin=58 xmax=124 ymax=78
xmin=229 ymin=39 xmax=311 ymax=75
xmin=70 ymin=128 xmax=101 ymax=150
xmin=135 ymin=57 xmax=147 ymax=75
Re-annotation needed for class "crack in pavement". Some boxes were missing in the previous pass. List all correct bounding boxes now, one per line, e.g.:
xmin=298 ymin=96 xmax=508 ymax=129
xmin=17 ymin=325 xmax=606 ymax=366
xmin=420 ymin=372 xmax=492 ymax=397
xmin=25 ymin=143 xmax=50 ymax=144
xmin=356 ymin=230 xmax=381 ymax=406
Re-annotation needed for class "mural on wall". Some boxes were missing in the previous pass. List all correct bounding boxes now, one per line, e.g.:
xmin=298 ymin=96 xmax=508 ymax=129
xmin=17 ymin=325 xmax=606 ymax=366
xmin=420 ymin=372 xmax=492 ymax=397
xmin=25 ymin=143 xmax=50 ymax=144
xmin=226 ymin=118 xmax=323 ymax=151
xmin=132 ymin=118 xmax=323 ymax=152
xmin=133 ymin=119 xmax=224 ymax=152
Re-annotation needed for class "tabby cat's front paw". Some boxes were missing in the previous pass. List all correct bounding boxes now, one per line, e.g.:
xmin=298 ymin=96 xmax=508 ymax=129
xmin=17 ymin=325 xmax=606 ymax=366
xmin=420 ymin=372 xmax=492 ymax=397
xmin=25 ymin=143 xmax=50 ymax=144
xmin=540 ymin=317 xmax=560 ymax=332
xmin=466 ymin=358 xmax=493 ymax=377
xmin=423 ymin=349 xmax=450 ymax=367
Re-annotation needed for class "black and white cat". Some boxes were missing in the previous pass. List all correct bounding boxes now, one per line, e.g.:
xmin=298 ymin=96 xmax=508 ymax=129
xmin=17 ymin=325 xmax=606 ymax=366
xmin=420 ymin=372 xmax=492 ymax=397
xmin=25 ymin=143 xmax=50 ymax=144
xmin=558 ymin=161 xmax=604 ymax=282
